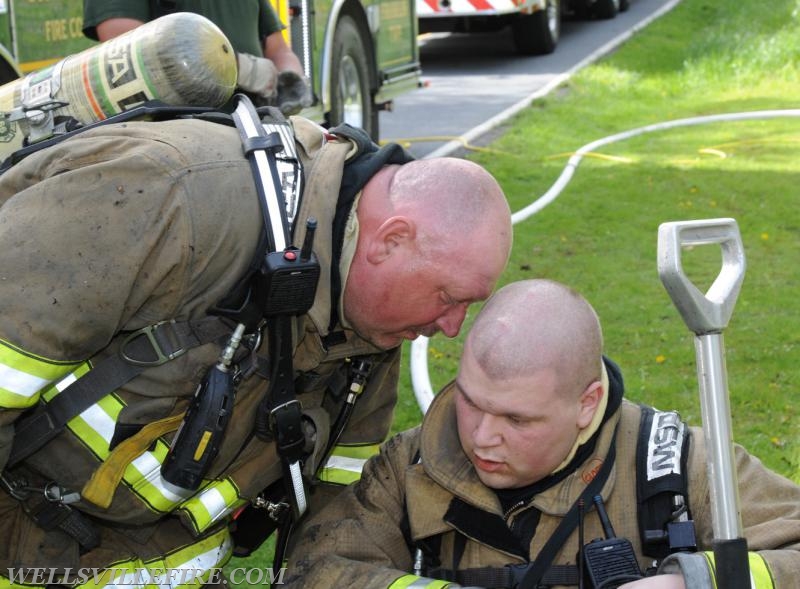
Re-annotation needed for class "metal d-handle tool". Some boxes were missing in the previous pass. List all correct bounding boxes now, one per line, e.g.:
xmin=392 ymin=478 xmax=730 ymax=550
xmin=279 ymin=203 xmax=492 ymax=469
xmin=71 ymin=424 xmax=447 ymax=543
xmin=657 ymin=217 xmax=750 ymax=589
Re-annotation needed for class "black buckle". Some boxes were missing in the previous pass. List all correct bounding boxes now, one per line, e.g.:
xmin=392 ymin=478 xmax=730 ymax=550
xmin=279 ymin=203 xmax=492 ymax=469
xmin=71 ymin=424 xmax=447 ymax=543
xmin=270 ymin=400 xmax=305 ymax=463
xmin=119 ymin=320 xmax=187 ymax=366
xmin=243 ymin=133 xmax=283 ymax=156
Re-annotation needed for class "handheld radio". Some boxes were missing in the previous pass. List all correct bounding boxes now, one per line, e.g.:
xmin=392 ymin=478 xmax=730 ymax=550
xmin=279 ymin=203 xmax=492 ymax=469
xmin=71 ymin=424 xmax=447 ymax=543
xmin=580 ymin=494 xmax=643 ymax=589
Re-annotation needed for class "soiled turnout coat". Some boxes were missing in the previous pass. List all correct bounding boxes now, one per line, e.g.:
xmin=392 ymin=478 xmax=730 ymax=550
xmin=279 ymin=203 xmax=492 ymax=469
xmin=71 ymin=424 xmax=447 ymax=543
xmin=0 ymin=113 xmax=407 ymax=580
xmin=287 ymin=360 xmax=800 ymax=588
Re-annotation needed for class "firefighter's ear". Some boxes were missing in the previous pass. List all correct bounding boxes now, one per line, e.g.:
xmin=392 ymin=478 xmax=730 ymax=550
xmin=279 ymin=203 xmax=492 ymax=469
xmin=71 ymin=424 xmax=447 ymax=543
xmin=577 ymin=380 xmax=604 ymax=429
xmin=366 ymin=215 xmax=416 ymax=263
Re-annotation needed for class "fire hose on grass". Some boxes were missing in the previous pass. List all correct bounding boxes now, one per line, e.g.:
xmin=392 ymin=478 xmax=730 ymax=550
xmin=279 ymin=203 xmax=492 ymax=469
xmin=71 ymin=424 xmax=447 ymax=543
xmin=412 ymin=108 xmax=800 ymax=415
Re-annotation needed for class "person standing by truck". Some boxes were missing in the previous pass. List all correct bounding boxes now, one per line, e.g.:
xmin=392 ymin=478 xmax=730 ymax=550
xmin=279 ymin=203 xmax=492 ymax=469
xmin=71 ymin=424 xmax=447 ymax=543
xmin=82 ymin=0 xmax=312 ymax=114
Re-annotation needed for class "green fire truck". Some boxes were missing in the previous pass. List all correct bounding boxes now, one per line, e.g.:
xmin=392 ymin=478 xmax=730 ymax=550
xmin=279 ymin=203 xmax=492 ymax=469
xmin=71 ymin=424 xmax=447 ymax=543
xmin=0 ymin=0 xmax=421 ymax=139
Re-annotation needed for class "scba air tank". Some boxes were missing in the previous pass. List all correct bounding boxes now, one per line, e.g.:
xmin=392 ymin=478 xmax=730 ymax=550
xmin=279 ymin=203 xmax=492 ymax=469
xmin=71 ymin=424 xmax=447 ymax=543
xmin=0 ymin=12 xmax=238 ymax=157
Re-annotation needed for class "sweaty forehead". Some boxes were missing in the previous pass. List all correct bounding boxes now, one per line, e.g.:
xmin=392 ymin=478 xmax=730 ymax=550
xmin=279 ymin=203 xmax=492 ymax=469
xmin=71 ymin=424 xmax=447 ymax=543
xmin=458 ymin=349 xmax=562 ymax=404
xmin=438 ymin=259 xmax=499 ymax=303
xmin=455 ymin=377 xmax=540 ymax=420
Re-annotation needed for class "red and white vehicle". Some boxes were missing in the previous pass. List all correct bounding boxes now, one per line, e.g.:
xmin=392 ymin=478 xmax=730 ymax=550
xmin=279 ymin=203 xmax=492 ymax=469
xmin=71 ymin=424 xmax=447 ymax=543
xmin=416 ymin=0 xmax=629 ymax=56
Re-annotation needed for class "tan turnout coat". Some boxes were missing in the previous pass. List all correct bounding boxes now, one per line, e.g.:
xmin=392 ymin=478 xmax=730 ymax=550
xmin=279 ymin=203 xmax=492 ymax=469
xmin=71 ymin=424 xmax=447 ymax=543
xmin=0 ymin=115 xmax=400 ymax=572
xmin=287 ymin=379 xmax=800 ymax=588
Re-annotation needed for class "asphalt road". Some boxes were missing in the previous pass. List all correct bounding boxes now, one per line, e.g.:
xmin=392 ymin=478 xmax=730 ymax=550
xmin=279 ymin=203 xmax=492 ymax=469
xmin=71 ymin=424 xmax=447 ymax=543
xmin=379 ymin=0 xmax=680 ymax=159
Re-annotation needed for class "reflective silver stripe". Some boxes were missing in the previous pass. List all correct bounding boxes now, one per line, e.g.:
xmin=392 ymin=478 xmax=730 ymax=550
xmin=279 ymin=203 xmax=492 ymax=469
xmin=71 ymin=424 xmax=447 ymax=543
xmin=324 ymin=454 xmax=367 ymax=474
xmin=97 ymin=529 xmax=232 ymax=589
xmin=79 ymin=398 xmax=117 ymax=443
xmin=129 ymin=451 xmax=190 ymax=504
xmin=197 ymin=486 xmax=227 ymax=520
xmin=0 ymin=363 xmax=49 ymax=398
xmin=0 ymin=340 xmax=81 ymax=408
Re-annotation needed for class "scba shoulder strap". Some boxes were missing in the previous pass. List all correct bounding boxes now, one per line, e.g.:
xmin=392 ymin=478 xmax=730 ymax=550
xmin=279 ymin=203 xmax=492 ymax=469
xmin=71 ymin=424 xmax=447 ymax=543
xmin=636 ymin=406 xmax=697 ymax=561
xmin=230 ymin=94 xmax=319 ymax=521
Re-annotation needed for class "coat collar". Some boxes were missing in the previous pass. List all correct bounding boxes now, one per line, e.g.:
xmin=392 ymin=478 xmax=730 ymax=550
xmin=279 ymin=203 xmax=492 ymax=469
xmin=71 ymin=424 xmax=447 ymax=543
xmin=415 ymin=361 xmax=626 ymax=525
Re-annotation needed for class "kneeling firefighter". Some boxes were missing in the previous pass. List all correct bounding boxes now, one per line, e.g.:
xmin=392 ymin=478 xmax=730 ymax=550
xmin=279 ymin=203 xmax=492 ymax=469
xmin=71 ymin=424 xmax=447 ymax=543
xmin=0 ymin=85 xmax=417 ymax=587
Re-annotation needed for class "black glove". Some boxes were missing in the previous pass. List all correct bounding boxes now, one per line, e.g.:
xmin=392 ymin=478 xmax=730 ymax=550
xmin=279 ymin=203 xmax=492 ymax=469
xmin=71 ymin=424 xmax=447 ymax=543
xmin=276 ymin=71 xmax=312 ymax=115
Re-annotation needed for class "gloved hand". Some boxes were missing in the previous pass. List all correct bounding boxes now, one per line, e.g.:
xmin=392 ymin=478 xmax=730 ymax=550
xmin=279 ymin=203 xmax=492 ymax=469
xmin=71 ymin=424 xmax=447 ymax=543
xmin=236 ymin=52 xmax=279 ymax=101
xmin=276 ymin=70 xmax=313 ymax=116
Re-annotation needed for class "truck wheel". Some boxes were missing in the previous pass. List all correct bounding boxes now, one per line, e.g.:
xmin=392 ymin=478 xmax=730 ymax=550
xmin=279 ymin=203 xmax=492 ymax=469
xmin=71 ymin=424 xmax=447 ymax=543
xmin=511 ymin=0 xmax=560 ymax=56
xmin=330 ymin=15 xmax=379 ymax=140
xmin=593 ymin=0 xmax=619 ymax=19
xmin=619 ymin=0 xmax=630 ymax=11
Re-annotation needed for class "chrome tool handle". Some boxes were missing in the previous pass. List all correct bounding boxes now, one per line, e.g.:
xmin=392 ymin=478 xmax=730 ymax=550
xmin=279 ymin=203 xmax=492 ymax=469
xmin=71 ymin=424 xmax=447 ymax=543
xmin=657 ymin=218 xmax=746 ymax=335
xmin=657 ymin=218 xmax=749 ymax=589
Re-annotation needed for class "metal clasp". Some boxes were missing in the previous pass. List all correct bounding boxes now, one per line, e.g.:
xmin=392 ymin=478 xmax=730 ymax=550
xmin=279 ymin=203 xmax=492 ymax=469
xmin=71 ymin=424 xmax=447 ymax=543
xmin=0 ymin=471 xmax=30 ymax=501
xmin=119 ymin=320 xmax=187 ymax=367
xmin=43 ymin=482 xmax=81 ymax=505
xmin=253 ymin=495 xmax=291 ymax=523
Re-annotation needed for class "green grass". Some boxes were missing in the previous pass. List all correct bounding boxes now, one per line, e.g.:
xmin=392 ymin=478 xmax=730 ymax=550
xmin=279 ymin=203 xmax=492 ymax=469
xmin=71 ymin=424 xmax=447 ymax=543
xmin=232 ymin=0 xmax=800 ymax=582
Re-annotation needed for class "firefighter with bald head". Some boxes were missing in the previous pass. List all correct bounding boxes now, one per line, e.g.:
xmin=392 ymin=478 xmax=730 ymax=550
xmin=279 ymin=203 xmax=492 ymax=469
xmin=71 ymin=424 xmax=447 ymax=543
xmin=0 ymin=109 xmax=513 ymax=586
xmin=284 ymin=279 xmax=800 ymax=589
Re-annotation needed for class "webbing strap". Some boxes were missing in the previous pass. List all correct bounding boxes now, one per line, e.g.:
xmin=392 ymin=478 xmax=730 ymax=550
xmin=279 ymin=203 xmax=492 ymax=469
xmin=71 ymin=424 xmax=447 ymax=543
xmin=230 ymin=95 xmax=307 ymax=520
xmin=7 ymin=317 xmax=232 ymax=467
xmin=427 ymin=428 xmax=619 ymax=589
xmin=517 ymin=426 xmax=619 ymax=589
xmin=27 ymin=497 xmax=100 ymax=551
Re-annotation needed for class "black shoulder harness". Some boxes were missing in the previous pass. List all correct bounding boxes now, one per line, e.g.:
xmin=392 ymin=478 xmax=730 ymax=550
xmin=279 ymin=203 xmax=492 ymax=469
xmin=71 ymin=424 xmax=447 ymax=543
xmin=636 ymin=405 xmax=697 ymax=561
xmin=408 ymin=405 xmax=696 ymax=587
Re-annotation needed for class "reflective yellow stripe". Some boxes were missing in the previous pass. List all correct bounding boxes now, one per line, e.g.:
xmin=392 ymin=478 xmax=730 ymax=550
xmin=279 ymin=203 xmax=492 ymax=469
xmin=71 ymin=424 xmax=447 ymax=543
xmin=330 ymin=443 xmax=382 ymax=459
xmin=36 ymin=367 xmax=243 ymax=532
xmin=318 ymin=443 xmax=381 ymax=485
xmin=0 ymin=339 xmax=81 ymax=408
xmin=702 ymin=551 xmax=775 ymax=589
xmin=748 ymin=553 xmax=776 ymax=588
xmin=388 ymin=574 xmax=454 ymax=589
xmin=178 ymin=479 xmax=247 ymax=533
xmin=0 ymin=528 xmax=232 ymax=589
xmin=700 ymin=552 xmax=718 ymax=589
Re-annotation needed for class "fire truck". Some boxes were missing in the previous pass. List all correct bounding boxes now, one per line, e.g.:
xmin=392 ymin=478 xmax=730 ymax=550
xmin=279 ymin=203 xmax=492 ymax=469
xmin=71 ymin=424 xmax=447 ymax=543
xmin=0 ymin=0 xmax=421 ymax=140
xmin=416 ymin=0 xmax=628 ymax=56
